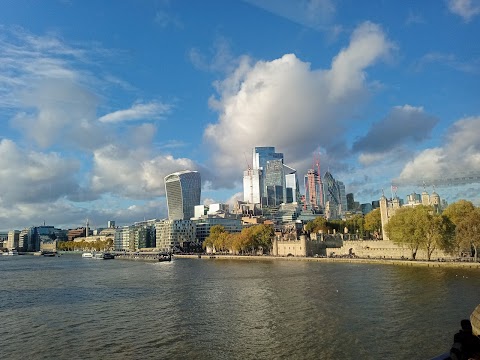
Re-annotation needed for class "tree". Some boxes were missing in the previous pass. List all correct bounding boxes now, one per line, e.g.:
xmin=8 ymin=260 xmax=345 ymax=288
xmin=422 ymin=211 xmax=455 ymax=261
xmin=346 ymin=215 xmax=365 ymax=238
xmin=442 ymin=200 xmax=476 ymax=256
xmin=364 ymin=208 xmax=382 ymax=238
xmin=443 ymin=200 xmax=475 ymax=226
xmin=305 ymin=217 xmax=328 ymax=233
xmin=385 ymin=206 xmax=423 ymax=259
xmin=203 ymin=225 xmax=227 ymax=252
xmin=455 ymin=208 xmax=480 ymax=261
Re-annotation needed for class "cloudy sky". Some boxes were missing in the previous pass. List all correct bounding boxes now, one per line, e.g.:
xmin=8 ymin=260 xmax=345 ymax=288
xmin=1 ymin=0 xmax=479 ymax=230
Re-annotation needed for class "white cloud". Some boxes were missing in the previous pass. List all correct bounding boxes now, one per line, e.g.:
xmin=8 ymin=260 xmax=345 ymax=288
xmin=447 ymin=0 xmax=480 ymax=22
xmin=98 ymin=101 xmax=171 ymax=123
xmin=396 ymin=116 xmax=480 ymax=185
xmin=11 ymin=79 xmax=104 ymax=150
xmin=90 ymin=144 xmax=199 ymax=199
xmin=0 ymin=139 xmax=81 ymax=204
xmin=204 ymin=22 xmax=394 ymax=187
xmin=0 ymin=26 xmax=199 ymax=230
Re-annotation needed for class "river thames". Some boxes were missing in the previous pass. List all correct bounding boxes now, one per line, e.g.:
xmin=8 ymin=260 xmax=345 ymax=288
xmin=1 ymin=255 xmax=479 ymax=359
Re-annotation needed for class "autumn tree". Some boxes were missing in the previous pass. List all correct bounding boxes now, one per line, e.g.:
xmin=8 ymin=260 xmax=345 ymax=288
xmin=203 ymin=225 xmax=229 ymax=252
xmin=364 ymin=208 xmax=382 ymax=238
xmin=442 ymin=200 xmax=476 ymax=255
xmin=385 ymin=206 xmax=423 ymax=259
xmin=422 ymin=210 xmax=455 ymax=260
xmin=345 ymin=215 xmax=365 ymax=238
xmin=442 ymin=200 xmax=475 ymax=226
xmin=455 ymin=208 xmax=480 ymax=261
xmin=305 ymin=217 xmax=328 ymax=234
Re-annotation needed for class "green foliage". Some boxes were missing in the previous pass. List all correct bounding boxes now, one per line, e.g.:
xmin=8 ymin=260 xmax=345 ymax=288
xmin=443 ymin=200 xmax=475 ymax=226
xmin=385 ymin=205 xmax=455 ymax=260
xmin=345 ymin=215 xmax=365 ymax=237
xmin=305 ymin=217 xmax=328 ymax=233
xmin=364 ymin=208 xmax=382 ymax=233
xmin=56 ymin=238 xmax=113 ymax=251
xmin=455 ymin=207 xmax=480 ymax=260
xmin=203 ymin=224 xmax=274 ymax=254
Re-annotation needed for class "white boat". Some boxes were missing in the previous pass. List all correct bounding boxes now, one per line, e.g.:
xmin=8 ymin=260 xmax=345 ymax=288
xmin=3 ymin=250 xmax=19 ymax=256
xmin=82 ymin=252 xmax=93 ymax=258
xmin=93 ymin=252 xmax=104 ymax=259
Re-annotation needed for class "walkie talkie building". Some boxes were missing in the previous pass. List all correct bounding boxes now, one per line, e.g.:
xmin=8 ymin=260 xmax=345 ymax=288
xmin=164 ymin=170 xmax=201 ymax=220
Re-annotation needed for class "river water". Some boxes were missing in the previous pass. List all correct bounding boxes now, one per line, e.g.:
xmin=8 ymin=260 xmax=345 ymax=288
xmin=1 ymin=254 xmax=479 ymax=360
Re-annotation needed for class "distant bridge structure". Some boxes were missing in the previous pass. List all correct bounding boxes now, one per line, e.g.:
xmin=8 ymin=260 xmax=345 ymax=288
xmin=392 ymin=171 xmax=480 ymax=188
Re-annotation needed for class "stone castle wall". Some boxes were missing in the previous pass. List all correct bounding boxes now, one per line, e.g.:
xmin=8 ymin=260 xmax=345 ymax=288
xmin=326 ymin=240 xmax=454 ymax=260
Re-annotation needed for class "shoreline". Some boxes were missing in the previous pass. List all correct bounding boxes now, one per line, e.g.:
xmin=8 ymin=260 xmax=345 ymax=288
xmin=174 ymin=254 xmax=480 ymax=269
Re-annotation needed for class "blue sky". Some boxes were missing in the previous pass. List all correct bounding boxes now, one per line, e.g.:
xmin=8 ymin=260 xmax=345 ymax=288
xmin=1 ymin=0 xmax=479 ymax=230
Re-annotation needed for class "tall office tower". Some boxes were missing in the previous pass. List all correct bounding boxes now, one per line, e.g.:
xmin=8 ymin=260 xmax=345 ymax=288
xmin=165 ymin=170 xmax=201 ymax=220
xmin=264 ymin=159 xmax=286 ymax=206
xmin=252 ymin=146 xmax=284 ymax=171
xmin=346 ymin=193 xmax=355 ymax=211
xmin=284 ymin=164 xmax=300 ymax=203
xmin=338 ymin=181 xmax=347 ymax=214
xmin=253 ymin=147 xmax=285 ymax=206
xmin=243 ymin=168 xmax=263 ymax=203
xmin=323 ymin=171 xmax=347 ymax=216
xmin=304 ymin=169 xmax=323 ymax=210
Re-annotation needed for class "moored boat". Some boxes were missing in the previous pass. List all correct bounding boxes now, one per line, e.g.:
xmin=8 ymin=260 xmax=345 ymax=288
xmin=102 ymin=252 xmax=115 ymax=260
xmin=3 ymin=250 xmax=19 ymax=256
xmin=82 ymin=252 xmax=93 ymax=258
xmin=158 ymin=253 xmax=172 ymax=262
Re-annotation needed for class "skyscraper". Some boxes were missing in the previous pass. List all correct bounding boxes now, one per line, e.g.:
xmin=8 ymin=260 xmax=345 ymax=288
xmin=252 ymin=146 xmax=284 ymax=172
xmin=284 ymin=164 xmax=300 ymax=203
xmin=165 ymin=170 xmax=201 ymax=220
xmin=323 ymin=171 xmax=347 ymax=216
xmin=304 ymin=169 xmax=322 ymax=210
xmin=264 ymin=159 xmax=285 ymax=206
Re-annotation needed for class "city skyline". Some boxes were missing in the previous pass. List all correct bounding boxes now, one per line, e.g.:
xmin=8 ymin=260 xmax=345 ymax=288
xmin=0 ymin=1 xmax=479 ymax=230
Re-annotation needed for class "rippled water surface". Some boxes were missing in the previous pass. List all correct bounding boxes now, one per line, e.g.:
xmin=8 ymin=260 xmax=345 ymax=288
xmin=1 ymin=254 xmax=479 ymax=359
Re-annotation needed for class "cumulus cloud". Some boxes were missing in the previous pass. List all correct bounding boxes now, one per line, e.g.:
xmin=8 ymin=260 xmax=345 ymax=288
xmin=98 ymin=101 xmax=171 ymax=123
xmin=90 ymin=144 xmax=200 ymax=199
xmin=395 ymin=116 xmax=480 ymax=185
xmin=447 ymin=0 xmax=480 ymax=22
xmin=204 ymin=22 xmax=394 ymax=187
xmin=0 ymin=139 xmax=81 ymax=204
xmin=353 ymin=105 xmax=438 ymax=155
xmin=0 ymin=26 xmax=199 ymax=230
xmin=11 ymin=79 xmax=104 ymax=150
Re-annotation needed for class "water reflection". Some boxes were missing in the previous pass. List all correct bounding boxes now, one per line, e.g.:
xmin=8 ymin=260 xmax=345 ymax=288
xmin=1 ymin=256 xmax=479 ymax=359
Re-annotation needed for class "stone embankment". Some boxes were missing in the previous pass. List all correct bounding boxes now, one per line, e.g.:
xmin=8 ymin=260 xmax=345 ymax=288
xmin=174 ymin=254 xmax=480 ymax=269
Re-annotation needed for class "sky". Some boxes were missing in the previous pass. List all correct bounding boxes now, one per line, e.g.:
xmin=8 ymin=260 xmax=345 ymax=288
xmin=0 ymin=0 xmax=479 ymax=231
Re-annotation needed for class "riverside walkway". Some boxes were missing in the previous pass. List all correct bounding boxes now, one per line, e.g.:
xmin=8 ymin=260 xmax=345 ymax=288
xmin=175 ymin=254 xmax=480 ymax=269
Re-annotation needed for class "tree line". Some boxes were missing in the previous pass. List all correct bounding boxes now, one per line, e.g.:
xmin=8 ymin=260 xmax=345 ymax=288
xmin=57 ymin=238 xmax=114 ymax=251
xmin=304 ymin=209 xmax=382 ymax=238
xmin=203 ymin=224 xmax=274 ymax=254
xmin=385 ymin=200 xmax=480 ymax=261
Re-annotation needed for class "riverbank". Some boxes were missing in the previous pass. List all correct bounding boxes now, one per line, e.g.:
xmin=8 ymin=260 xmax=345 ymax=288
xmin=175 ymin=254 xmax=480 ymax=269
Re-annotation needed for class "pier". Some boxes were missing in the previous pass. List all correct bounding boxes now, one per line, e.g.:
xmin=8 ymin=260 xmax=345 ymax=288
xmin=114 ymin=251 xmax=172 ymax=262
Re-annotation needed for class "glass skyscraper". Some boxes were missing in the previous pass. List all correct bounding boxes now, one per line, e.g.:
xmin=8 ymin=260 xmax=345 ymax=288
xmin=164 ymin=170 xmax=201 ymax=220
xmin=243 ymin=146 xmax=299 ymax=207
